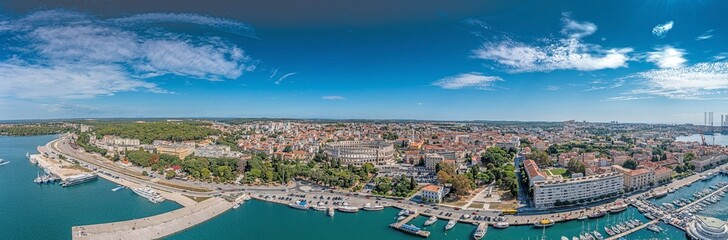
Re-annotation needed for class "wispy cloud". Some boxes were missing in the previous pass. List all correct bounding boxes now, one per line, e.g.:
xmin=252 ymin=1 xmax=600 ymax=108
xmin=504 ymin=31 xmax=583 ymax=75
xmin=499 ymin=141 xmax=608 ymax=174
xmin=603 ymin=96 xmax=654 ymax=102
xmin=321 ymin=95 xmax=345 ymax=100
xmin=646 ymin=46 xmax=687 ymax=69
xmin=433 ymin=72 xmax=502 ymax=90
xmin=560 ymin=13 xmax=597 ymax=39
xmin=546 ymin=86 xmax=560 ymax=91
xmin=0 ymin=63 xmax=163 ymax=99
xmin=0 ymin=10 xmax=256 ymax=99
xmin=713 ymin=52 xmax=728 ymax=61
xmin=275 ymin=72 xmax=297 ymax=84
xmin=620 ymin=62 xmax=728 ymax=100
xmin=652 ymin=21 xmax=674 ymax=38
xmin=696 ymin=30 xmax=714 ymax=40
xmin=472 ymin=14 xmax=632 ymax=72
xmin=269 ymin=68 xmax=279 ymax=79
xmin=110 ymin=13 xmax=254 ymax=36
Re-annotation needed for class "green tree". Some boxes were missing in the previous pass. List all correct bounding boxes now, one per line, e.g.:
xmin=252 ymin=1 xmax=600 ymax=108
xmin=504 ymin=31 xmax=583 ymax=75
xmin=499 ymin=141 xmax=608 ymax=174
xmin=622 ymin=160 xmax=638 ymax=170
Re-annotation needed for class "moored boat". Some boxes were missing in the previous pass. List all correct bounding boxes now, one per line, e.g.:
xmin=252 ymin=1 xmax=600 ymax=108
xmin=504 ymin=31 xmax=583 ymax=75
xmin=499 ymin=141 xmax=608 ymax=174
xmin=493 ymin=222 xmax=509 ymax=229
xmin=288 ymin=200 xmax=309 ymax=210
xmin=424 ymin=216 xmax=437 ymax=226
xmin=534 ymin=219 xmax=555 ymax=228
xmin=445 ymin=219 xmax=457 ymax=230
xmin=337 ymin=206 xmax=359 ymax=213
xmin=362 ymin=203 xmax=384 ymax=211
xmin=473 ymin=223 xmax=487 ymax=239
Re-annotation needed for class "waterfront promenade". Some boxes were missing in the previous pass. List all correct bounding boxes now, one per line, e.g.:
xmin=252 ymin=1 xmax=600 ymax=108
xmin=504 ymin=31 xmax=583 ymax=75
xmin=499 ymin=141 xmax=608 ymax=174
xmin=72 ymin=197 xmax=233 ymax=240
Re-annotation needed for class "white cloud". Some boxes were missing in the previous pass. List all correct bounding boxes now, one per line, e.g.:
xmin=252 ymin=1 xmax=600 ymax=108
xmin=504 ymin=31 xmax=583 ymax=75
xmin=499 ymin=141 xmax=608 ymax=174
xmin=713 ymin=52 xmax=728 ymax=61
xmin=646 ymin=46 xmax=687 ymax=69
xmin=472 ymin=15 xmax=632 ymax=72
xmin=546 ymin=86 xmax=560 ymax=91
xmin=560 ymin=13 xmax=597 ymax=39
xmin=275 ymin=72 xmax=297 ymax=85
xmin=626 ymin=62 xmax=728 ymax=100
xmin=473 ymin=38 xmax=632 ymax=72
xmin=652 ymin=21 xmax=674 ymax=37
xmin=0 ymin=63 xmax=162 ymax=99
xmin=0 ymin=10 xmax=256 ymax=100
xmin=321 ymin=96 xmax=345 ymax=100
xmin=696 ymin=30 xmax=714 ymax=40
xmin=141 ymin=40 xmax=252 ymax=80
xmin=432 ymin=72 xmax=502 ymax=90
xmin=110 ymin=13 xmax=254 ymax=36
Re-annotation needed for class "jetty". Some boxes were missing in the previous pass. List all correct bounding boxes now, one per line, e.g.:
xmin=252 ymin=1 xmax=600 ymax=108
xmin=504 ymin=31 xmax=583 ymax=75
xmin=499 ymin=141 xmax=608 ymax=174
xmin=72 ymin=197 xmax=233 ymax=240
xmin=389 ymin=210 xmax=430 ymax=238
xmin=605 ymin=219 xmax=657 ymax=240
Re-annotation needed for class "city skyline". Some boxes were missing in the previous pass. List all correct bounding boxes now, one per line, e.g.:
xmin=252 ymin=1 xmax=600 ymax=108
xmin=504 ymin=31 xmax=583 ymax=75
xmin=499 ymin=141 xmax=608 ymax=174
xmin=1 ymin=0 xmax=728 ymax=123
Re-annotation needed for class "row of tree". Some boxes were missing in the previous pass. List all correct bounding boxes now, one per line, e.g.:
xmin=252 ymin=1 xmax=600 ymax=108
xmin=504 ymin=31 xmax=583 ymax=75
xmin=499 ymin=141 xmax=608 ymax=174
xmin=90 ymin=121 xmax=221 ymax=144
xmin=0 ymin=124 xmax=74 ymax=136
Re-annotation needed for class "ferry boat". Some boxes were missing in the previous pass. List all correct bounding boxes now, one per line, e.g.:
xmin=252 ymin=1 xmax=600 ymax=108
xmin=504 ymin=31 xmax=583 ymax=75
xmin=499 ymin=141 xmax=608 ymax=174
xmin=61 ymin=173 xmax=98 ymax=187
xmin=533 ymin=219 xmax=555 ymax=228
xmin=131 ymin=186 xmax=165 ymax=203
xmin=328 ymin=207 xmax=335 ymax=217
xmin=362 ymin=203 xmax=384 ymax=211
xmin=473 ymin=223 xmax=487 ymax=240
xmin=288 ymin=200 xmax=309 ymax=210
xmin=0 ymin=159 xmax=8 ymax=166
xmin=445 ymin=220 xmax=457 ymax=230
xmin=424 ymin=216 xmax=437 ymax=226
xmin=493 ymin=222 xmax=509 ymax=229
xmin=337 ymin=206 xmax=359 ymax=213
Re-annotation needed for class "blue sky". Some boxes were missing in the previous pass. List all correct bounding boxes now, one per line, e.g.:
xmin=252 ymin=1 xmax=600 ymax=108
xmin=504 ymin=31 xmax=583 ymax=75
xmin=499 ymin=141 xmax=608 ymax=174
xmin=0 ymin=0 xmax=727 ymax=123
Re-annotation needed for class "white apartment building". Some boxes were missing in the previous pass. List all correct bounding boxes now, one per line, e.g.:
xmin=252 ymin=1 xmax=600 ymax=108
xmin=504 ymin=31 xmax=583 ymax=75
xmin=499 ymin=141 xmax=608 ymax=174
xmin=525 ymin=160 xmax=623 ymax=209
xmin=532 ymin=172 xmax=623 ymax=209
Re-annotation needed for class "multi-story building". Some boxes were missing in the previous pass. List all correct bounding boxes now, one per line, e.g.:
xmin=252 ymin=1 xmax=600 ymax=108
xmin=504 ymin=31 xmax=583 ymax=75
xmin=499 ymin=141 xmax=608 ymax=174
xmin=420 ymin=184 xmax=444 ymax=203
xmin=525 ymin=160 xmax=623 ymax=209
xmin=156 ymin=144 xmax=195 ymax=159
xmin=323 ymin=140 xmax=394 ymax=166
xmin=654 ymin=167 xmax=673 ymax=184
xmin=615 ymin=167 xmax=655 ymax=192
xmin=692 ymin=155 xmax=728 ymax=172
xmin=424 ymin=153 xmax=444 ymax=171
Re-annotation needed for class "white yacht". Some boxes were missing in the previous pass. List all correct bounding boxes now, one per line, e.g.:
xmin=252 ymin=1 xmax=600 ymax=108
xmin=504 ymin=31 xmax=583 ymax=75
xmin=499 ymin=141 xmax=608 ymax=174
xmin=424 ymin=216 xmax=437 ymax=226
xmin=131 ymin=187 xmax=165 ymax=203
xmin=473 ymin=223 xmax=487 ymax=239
xmin=445 ymin=220 xmax=456 ymax=230
xmin=0 ymin=159 xmax=8 ymax=166
xmin=493 ymin=222 xmax=510 ymax=229
xmin=362 ymin=203 xmax=384 ymax=211
xmin=337 ymin=206 xmax=359 ymax=213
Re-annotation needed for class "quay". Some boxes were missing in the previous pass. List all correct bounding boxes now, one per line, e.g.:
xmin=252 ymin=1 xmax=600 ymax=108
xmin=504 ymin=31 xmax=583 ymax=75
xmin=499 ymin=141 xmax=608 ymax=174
xmin=72 ymin=197 xmax=235 ymax=240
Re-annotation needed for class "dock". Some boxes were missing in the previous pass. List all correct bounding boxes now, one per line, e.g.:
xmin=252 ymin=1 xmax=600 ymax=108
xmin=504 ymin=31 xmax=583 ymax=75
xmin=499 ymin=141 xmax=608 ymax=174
xmin=605 ymin=219 xmax=657 ymax=240
xmin=389 ymin=211 xmax=430 ymax=238
xmin=72 ymin=197 xmax=232 ymax=240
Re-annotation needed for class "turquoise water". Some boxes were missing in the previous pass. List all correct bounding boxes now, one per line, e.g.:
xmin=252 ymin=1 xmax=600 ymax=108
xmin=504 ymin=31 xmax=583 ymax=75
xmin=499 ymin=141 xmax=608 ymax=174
xmin=170 ymin=199 xmax=678 ymax=240
xmin=0 ymin=135 xmax=181 ymax=239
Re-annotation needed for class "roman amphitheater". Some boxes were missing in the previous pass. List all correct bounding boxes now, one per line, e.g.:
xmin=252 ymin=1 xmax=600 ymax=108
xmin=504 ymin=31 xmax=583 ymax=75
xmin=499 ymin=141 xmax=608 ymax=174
xmin=323 ymin=140 xmax=394 ymax=166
